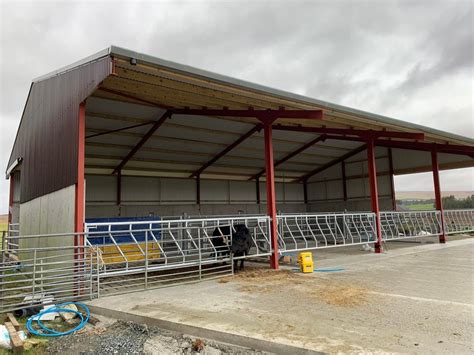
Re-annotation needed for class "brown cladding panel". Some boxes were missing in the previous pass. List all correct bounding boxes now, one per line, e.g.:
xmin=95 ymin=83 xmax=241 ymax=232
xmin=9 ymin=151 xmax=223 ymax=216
xmin=8 ymin=57 xmax=111 ymax=203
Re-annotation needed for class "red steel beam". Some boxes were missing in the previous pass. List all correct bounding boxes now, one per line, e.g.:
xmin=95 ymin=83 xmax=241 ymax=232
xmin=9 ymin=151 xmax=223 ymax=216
xmin=190 ymin=124 xmax=263 ymax=177
xmin=388 ymin=148 xmax=396 ymax=210
xmin=299 ymin=144 xmax=367 ymax=182
xmin=171 ymin=108 xmax=323 ymax=120
xmin=249 ymin=135 xmax=327 ymax=180
xmin=322 ymin=134 xmax=474 ymax=157
xmin=367 ymin=139 xmax=382 ymax=253
xmin=263 ymin=121 xmax=279 ymax=269
xmin=74 ymin=102 xmax=86 ymax=295
xmin=432 ymin=150 xmax=446 ymax=243
xmin=273 ymin=124 xmax=424 ymax=140
xmin=112 ymin=111 xmax=172 ymax=174
xmin=86 ymin=121 xmax=154 ymax=139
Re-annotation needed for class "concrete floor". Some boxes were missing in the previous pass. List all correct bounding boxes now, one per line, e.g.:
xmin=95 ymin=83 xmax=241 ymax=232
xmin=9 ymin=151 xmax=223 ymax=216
xmin=88 ymin=237 xmax=474 ymax=354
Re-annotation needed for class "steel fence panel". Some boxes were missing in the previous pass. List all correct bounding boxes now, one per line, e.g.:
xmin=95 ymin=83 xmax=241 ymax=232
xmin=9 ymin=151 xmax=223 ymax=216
xmin=444 ymin=210 xmax=474 ymax=234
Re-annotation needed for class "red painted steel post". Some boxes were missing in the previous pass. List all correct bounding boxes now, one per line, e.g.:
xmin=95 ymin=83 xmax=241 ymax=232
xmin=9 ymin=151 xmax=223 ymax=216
xmin=263 ymin=122 xmax=279 ymax=269
xmin=367 ymin=140 xmax=382 ymax=253
xmin=75 ymin=102 xmax=86 ymax=255
xmin=7 ymin=175 xmax=14 ymax=226
xmin=388 ymin=148 xmax=397 ymax=210
xmin=431 ymin=150 xmax=446 ymax=243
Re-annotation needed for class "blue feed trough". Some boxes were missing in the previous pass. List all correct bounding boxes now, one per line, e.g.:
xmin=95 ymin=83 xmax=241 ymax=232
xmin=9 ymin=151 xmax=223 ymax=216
xmin=85 ymin=216 xmax=161 ymax=245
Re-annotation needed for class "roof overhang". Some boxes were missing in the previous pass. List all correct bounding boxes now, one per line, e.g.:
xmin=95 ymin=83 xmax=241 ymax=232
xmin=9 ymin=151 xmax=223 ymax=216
xmin=15 ymin=45 xmax=474 ymax=183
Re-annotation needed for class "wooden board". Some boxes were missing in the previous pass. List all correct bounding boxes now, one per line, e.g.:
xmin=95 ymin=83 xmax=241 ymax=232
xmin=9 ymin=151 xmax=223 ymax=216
xmin=5 ymin=321 xmax=23 ymax=354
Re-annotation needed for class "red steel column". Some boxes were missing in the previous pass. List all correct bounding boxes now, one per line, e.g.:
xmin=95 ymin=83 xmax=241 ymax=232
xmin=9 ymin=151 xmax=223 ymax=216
xmin=7 ymin=175 xmax=14 ymax=225
xmin=75 ymin=102 xmax=86 ymax=245
xmin=263 ymin=122 xmax=279 ymax=269
xmin=367 ymin=140 xmax=382 ymax=253
xmin=388 ymin=148 xmax=397 ymax=210
xmin=431 ymin=150 xmax=446 ymax=243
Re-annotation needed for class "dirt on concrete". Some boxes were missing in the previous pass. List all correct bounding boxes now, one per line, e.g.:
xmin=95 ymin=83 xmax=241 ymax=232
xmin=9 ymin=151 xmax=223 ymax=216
xmin=45 ymin=318 xmax=266 ymax=354
xmin=220 ymin=267 xmax=369 ymax=307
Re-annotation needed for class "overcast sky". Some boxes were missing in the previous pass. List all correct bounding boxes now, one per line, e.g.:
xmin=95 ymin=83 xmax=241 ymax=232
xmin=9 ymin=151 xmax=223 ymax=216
xmin=0 ymin=0 xmax=473 ymax=214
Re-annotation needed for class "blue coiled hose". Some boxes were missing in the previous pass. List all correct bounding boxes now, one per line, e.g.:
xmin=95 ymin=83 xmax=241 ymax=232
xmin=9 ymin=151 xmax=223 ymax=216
xmin=26 ymin=302 xmax=90 ymax=337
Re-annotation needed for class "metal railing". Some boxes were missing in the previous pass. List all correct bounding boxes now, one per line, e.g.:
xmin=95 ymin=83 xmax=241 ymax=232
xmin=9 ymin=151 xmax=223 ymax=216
xmin=276 ymin=212 xmax=377 ymax=253
xmin=0 ymin=232 xmax=97 ymax=313
xmin=2 ymin=209 xmax=472 ymax=313
xmin=0 ymin=215 xmax=270 ymax=312
xmin=4 ymin=223 xmax=19 ymax=257
xmin=84 ymin=215 xmax=271 ymax=276
xmin=380 ymin=211 xmax=442 ymax=240
xmin=443 ymin=209 xmax=474 ymax=234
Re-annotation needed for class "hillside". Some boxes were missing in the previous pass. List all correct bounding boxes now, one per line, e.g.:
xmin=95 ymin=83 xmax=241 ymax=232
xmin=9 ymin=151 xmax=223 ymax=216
xmin=396 ymin=191 xmax=473 ymax=200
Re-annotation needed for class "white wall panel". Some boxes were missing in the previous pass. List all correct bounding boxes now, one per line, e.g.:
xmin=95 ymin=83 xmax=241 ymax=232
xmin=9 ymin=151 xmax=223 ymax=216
xmin=85 ymin=175 xmax=115 ymax=202
xmin=123 ymin=176 xmax=159 ymax=202
xmin=202 ymin=180 xmax=228 ymax=202
xmin=307 ymin=181 xmax=326 ymax=200
xmin=161 ymin=178 xmax=195 ymax=202
xmin=326 ymin=180 xmax=344 ymax=199
xmin=230 ymin=181 xmax=256 ymax=203
xmin=347 ymin=177 xmax=366 ymax=198
xmin=284 ymin=183 xmax=304 ymax=202
xmin=392 ymin=149 xmax=431 ymax=170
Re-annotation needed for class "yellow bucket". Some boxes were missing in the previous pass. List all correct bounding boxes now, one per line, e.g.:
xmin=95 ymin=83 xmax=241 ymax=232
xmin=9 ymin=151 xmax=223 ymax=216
xmin=298 ymin=252 xmax=314 ymax=273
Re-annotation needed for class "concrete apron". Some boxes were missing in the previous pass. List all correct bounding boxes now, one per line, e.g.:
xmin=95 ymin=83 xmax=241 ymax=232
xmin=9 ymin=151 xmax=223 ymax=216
xmin=86 ymin=237 xmax=474 ymax=354
xmin=88 ymin=304 xmax=321 ymax=355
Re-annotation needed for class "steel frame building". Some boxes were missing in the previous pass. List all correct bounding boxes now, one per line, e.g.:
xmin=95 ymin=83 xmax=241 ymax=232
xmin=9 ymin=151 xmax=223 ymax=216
xmin=6 ymin=46 xmax=474 ymax=271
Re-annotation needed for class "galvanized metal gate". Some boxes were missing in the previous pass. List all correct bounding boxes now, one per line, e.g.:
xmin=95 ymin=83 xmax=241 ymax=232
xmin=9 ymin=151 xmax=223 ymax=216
xmin=1 ymin=210 xmax=473 ymax=313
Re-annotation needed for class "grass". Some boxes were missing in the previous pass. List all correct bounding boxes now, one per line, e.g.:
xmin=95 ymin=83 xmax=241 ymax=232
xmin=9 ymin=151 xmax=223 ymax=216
xmin=0 ymin=223 xmax=7 ymax=232
xmin=404 ymin=203 xmax=435 ymax=211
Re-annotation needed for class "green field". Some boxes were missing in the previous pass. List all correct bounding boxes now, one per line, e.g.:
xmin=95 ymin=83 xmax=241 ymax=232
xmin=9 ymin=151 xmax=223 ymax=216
xmin=0 ymin=223 xmax=6 ymax=232
xmin=404 ymin=203 xmax=435 ymax=211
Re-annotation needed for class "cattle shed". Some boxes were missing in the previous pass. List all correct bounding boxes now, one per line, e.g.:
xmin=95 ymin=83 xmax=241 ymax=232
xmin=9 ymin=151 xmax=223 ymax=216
xmin=5 ymin=46 xmax=474 ymax=278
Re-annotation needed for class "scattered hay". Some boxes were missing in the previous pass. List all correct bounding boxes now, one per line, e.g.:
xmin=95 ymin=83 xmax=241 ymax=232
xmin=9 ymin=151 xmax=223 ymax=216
xmin=227 ymin=267 xmax=302 ymax=284
xmin=224 ymin=267 xmax=369 ymax=307
xmin=308 ymin=284 xmax=368 ymax=307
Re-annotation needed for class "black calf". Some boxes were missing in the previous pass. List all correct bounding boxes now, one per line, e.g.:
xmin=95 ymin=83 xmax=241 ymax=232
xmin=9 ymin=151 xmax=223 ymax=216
xmin=210 ymin=224 xmax=252 ymax=271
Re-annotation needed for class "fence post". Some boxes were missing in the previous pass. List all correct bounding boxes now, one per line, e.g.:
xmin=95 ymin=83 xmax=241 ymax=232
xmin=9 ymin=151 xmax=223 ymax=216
xmin=145 ymin=231 xmax=148 ymax=290
xmin=32 ymin=249 xmax=37 ymax=297
xmin=367 ymin=139 xmax=383 ymax=253
xmin=198 ymin=229 xmax=202 ymax=281
xmin=89 ymin=249 xmax=93 ymax=300
xmin=431 ymin=150 xmax=446 ymax=243
xmin=40 ymin=259 xmax=44 ymax=293
xmin=96 ymin=251 xmax=100 ymax=298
